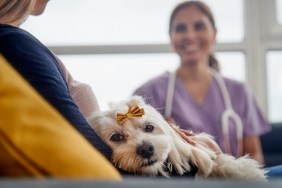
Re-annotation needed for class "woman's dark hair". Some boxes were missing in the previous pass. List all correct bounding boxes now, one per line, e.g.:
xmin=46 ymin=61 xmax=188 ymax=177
xmin=169 ymin=0 xmax=220 ymax=71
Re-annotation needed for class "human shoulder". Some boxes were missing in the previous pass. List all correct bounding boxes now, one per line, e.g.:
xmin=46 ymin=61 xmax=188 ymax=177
xmin=0 ymin=24 xmax=32 ymax=42
xmin=0 ymin=24 xmax=56 ymax=67
xmin=0 ymin=24 xmax=45 ymax=55
xmin=221 ymin=76 xmax=253 ymax=101
xmin=222 ymin=76 xmax=248 ymax=91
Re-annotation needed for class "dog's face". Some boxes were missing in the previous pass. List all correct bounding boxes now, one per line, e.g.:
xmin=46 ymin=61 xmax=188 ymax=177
xmin=87 ymin=96 xmax=174 ymax=176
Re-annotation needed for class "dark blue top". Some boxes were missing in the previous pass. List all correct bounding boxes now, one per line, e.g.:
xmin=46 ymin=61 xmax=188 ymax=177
xmin=0 ymin=24 xmax=112 ymax=159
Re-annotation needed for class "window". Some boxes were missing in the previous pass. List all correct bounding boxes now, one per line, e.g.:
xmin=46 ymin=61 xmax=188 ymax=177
xmin=21 ymin=0 xmax=243 ymax=45
xmin=59 ymin=54 xmax=178 ymax=110
xmin=267 ymin=51 xmax=282 ymax=122
xmin=202 ymin=0 xmax=244 ymax=42
xmin=22 ymin=0 xmax=175 ymax=45
xmin=277 ymin=0 xmax=282 ymax=24
xmin=216 ymin=52 xmax=245 ymax=82
xmin=260 ymin=0 xmax=282 ymax=122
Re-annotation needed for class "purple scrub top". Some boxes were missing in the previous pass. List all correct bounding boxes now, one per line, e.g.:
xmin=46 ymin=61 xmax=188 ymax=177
xmin=133 ymin=71 xmax=271 ymax=156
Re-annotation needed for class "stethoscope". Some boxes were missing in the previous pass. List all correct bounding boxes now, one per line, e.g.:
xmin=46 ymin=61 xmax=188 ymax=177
xmin=165 ymin=69 xmax=243 ymax=156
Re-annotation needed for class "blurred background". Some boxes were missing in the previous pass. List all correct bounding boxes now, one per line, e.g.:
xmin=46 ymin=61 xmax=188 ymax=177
xmin=21 ymin=0 xmax=282 ymax=123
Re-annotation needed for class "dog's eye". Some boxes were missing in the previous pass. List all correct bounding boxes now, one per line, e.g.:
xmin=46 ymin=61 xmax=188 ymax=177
xmin=110 ymin=133 xmax=124 ymax=142
xmin=144 ymin=124 xmax=154 ymax=133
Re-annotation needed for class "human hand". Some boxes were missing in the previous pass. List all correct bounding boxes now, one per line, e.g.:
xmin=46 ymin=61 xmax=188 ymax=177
xmin=165 ymin=116 xmax=222 ymax=154
xmin=174 ymin=127 xmax=196 ymax=146
xmin=165 ymin=116 xmax=196 ymax=146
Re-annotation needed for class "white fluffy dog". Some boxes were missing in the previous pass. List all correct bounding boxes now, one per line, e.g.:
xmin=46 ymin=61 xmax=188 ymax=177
xmin=87 ymin=96 xmax=267 ymax=181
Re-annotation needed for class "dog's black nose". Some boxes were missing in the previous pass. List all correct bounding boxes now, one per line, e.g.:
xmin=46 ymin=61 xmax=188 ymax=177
xmin=137 ymin=143 xmax=154 ymax=158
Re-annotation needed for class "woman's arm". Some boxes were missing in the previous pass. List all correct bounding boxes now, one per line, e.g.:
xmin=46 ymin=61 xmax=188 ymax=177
xmin=243 ymin=135 xmax=264 ymax=165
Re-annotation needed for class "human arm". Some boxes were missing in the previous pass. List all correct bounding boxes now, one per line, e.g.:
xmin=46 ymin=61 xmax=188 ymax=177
xmin=243 ymin=135 xmax=264 ymax=165
xmin=167 ymin=119 xmax=223 ymax=155
xmin=175 ymin=127 xmax=222 ymax=155
xmin=238 ymin=84 xmax=270 ymax=164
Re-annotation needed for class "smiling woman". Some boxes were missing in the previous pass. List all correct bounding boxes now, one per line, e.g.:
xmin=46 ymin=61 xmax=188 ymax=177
xmin=133 ymin=0 xmax=270 ymax=165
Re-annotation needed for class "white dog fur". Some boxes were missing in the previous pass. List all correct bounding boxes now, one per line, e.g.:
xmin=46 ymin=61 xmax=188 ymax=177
xmin=87 ymin=96 xmax=267 ymax=180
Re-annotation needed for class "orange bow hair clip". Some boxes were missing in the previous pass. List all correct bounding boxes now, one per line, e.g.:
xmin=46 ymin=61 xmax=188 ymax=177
xmin=117 ymin=106 xmax=145 ymax=126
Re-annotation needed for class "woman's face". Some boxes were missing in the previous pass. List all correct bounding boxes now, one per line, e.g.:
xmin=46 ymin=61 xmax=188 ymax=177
xmin=170 ymin=6 xmax=216 ymax=65
xmin=31 ymin=0 xmax=50 ymax=16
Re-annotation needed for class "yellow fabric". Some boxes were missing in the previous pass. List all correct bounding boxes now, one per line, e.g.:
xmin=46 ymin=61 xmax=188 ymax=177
xmin=0 ymin=55 xmax=121 ymax=179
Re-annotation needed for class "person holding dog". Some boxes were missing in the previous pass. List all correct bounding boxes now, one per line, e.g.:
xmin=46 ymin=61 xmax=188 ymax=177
xmin=133 ymin=0 xmax=270 ymax=164
xmin=0 ymin=0 xmax=112 ymax=160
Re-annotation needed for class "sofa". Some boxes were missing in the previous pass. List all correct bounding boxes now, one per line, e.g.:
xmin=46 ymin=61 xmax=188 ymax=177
xmin=261 ymin=123 xmax=282 ymax=167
